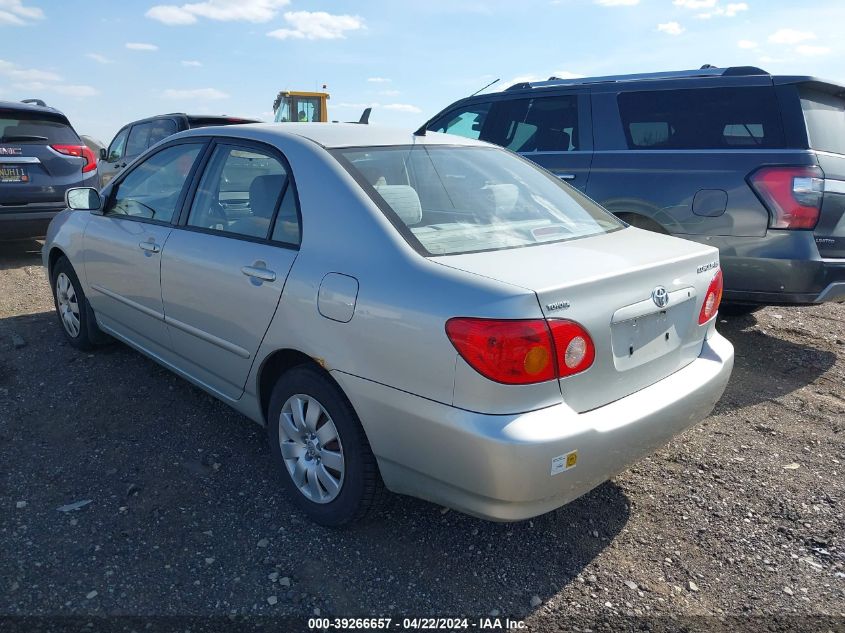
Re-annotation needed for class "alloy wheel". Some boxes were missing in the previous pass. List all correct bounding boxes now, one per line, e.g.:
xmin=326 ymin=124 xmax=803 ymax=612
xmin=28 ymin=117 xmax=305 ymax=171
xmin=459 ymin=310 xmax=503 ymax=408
xmin=55 ymin=272 xmax=80 ymax=338
xmin=278 ymin=394 xmax=345 ymax=503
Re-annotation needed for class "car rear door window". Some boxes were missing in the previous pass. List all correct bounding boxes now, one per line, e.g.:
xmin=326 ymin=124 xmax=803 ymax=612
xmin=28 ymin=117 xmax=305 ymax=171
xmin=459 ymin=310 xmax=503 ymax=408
xmin=0 ymin=111 xmax=79 ymax=144
xmin=148 ymin=119 xmax=178 ymax=147
xmin=618 ymin=87 xmax=785 ymax=149
xmin=125 ymin=122 xmax=152 ymax=158
xmin=800 ymin=88 xmax=845 ymax=155
xmin=187 ymin=145 xmax=299 ymax=243
xmin=105 ymin=143 xmax=203 ymax=223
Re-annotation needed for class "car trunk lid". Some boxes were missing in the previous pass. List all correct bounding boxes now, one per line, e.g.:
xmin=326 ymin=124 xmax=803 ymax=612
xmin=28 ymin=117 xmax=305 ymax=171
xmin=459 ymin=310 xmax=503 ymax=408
xmin=433 ymin=227 xmax=721 ymax=412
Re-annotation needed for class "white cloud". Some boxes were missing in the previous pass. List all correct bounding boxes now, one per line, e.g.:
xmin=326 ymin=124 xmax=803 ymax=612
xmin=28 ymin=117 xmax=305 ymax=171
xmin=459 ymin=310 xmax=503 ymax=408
xmin=126 ymin=42 xmax=159 ymax=51
xmin=0 ymin=59 xmax=61 ymax=81
xmin=551 ymin=70 xmax=584 ymax=79
xmin=181 ymin=60 xmax=203 ymax=67
xmin=86 ymin=53 xmax=112 ymax=64
xmin=10 ymin=78 xmax=98 ymax=98
xmin=696 ymin=2 xmax=748 ymax=18
xmin=737 ymin=39 xmax=758 ymax=49
xmin=383 ymin=103 xmax=421 ymax=113
xmin=795 ymin=44 xmax=831 ymax=57
xmin=673 ymin=0 xmax=716 ymax=7
xmin=162 ymin=87 xmax=229 ymax=100
xmin=657 ymin=21 xmax=685 ymax=35
xmin=0 ymin=0 xmax=44 ymax=25
xmin=146 ymin=0 xmax=289 ymax=25
xmin=52 ymin=84 xmax=99 ymax=97
xmin=267 ymin=11 xmax=364 ymax=40
xmin=367 ymin=77 xmax=390 ymax=83
xmin=594 ymin=0 xmax=639 ymax=5
xmin=768 ymin=29 xmax=815 ymax=45
xmin=333 ymin=102 xmax=420 ymax=114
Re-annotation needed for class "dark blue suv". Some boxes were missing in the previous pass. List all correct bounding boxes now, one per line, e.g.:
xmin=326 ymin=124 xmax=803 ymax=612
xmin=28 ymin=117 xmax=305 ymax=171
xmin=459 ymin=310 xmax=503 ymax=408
xmin=0 ymin=100 xmax=98 ymax=240
xmin=424 ymin=66 xmax=845 ymax=310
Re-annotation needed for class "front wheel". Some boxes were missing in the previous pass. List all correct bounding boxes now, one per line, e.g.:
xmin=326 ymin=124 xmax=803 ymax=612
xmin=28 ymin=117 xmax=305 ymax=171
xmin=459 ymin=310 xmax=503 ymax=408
xmin=267 ymin=365 xmax=383 ymax=526
xmin=50 ymin=257 xmax=96 ymax=350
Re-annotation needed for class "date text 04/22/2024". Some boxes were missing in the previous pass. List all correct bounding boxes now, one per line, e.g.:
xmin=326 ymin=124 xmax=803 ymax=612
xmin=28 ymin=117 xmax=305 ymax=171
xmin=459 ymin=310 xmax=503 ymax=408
xmin=307 ymin=617 xmax=527 ymax=630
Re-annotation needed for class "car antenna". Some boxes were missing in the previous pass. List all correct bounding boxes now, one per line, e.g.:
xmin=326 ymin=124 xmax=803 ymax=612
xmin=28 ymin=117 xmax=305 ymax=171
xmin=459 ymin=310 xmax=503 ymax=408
xmin=470 ymin=77 xmax=499 ymax=97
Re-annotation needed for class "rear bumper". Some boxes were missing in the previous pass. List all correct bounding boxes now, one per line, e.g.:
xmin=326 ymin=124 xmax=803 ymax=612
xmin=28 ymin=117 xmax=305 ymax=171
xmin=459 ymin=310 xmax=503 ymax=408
xmin=0 ymin=207 xmax=63 ymax=240
xmin=684 ymin=231 xmax=845 ymax=305
xmin=334 ymin=331 xmax=734 ymax=522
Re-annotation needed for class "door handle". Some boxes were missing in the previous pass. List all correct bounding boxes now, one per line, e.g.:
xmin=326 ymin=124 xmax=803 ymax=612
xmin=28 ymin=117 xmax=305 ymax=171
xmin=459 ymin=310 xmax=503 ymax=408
xmin=139 ymin=241 xmax=161 ymax=253
xmin=241 ymin=266 xmax=276 ymax=282
xmin=556 ymin=173 xmax=576 ymax=181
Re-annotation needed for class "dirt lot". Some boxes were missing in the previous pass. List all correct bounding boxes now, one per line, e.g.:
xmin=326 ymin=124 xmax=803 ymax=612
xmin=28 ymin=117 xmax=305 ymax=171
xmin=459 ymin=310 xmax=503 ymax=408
xmin=1 ymin=239 xmax=843 ymax=632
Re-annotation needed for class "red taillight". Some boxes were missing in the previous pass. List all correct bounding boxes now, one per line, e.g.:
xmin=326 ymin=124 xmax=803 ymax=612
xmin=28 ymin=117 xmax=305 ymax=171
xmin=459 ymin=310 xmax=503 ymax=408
xmin=699 ymin=270 xmax=724 ymax=324
xmin=748 ymin=165 xmax=824 ymax=230
xmin=51 ymin=144 xmax=98 ymax=174
xmin=445 ymin=317 xmax=594 ymax=385
xmin=548 ymin=320 xmax=596 ymax=377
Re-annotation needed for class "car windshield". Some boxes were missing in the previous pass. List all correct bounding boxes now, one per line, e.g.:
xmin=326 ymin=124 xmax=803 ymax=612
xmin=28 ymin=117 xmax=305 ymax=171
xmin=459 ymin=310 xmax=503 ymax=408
xmin=0 ymin=110 xmax=79 ymax=144
xmin=333 ymin=145 xmax=622 ymax=256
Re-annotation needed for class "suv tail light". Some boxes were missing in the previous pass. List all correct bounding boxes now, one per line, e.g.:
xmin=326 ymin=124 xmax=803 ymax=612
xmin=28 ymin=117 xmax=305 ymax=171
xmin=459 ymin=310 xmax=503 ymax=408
xmin=748 ymin=165 xmax=824 ymax=229
xmin=51 ymin=144 xmax=98 ymax=174
xmin=699 ymin=270 xmax=724 ymax=324
xmin=445 ymin=317 xmax=594 ymax=385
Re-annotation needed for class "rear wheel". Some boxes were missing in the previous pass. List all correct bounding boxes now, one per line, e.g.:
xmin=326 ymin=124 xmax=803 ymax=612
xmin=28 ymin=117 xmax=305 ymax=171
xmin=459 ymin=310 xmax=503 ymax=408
xmin=267 ymin=365 xmax=383 ymax=526
xmin=50 ymin=257 xmax=97 ymax=350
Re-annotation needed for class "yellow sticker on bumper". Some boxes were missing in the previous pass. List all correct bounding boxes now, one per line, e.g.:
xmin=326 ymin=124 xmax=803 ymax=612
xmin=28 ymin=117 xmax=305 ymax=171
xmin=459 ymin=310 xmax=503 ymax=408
xmin=551 ymin=450 xmax=578 ymax=476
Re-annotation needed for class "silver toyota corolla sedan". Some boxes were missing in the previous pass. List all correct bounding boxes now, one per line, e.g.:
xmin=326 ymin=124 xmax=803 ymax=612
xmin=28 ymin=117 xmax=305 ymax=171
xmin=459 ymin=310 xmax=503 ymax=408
xmin=43 ymin=123 xmax=734 ymax=526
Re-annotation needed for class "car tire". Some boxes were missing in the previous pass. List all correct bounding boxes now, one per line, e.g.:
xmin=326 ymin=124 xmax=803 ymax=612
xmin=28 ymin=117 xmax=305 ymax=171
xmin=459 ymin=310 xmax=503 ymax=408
xmin=720 ymin=304 xmax=761 ymax=317
xmin=267 ymin=365 xmax=384 ymax=526
xmin=50 ymin=256 xmax=100 ymax=351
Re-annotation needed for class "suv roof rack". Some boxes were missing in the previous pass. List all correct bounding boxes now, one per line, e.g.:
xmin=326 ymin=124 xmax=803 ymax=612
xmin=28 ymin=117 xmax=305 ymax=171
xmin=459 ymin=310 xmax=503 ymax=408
xmin=506 ymin=66 xmax=770 ymax=91
xmin=21 ymin=98 xmax=48 ymax=107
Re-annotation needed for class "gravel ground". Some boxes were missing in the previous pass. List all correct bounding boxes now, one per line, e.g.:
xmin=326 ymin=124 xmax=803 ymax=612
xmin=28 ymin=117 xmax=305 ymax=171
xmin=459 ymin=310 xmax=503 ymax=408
xmin=1 ymin=239 xmax=843 ymax=632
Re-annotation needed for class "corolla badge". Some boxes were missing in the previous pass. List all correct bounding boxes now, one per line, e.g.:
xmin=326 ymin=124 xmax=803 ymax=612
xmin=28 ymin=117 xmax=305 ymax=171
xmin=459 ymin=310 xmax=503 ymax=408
xmin=651 ymin=286 xmax=670 ymax=309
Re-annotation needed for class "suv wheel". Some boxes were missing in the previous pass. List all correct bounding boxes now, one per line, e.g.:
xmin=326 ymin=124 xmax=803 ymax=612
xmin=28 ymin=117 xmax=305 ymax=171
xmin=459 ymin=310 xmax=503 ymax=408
xmin=267 ymin=365 xmax=383 ymax=526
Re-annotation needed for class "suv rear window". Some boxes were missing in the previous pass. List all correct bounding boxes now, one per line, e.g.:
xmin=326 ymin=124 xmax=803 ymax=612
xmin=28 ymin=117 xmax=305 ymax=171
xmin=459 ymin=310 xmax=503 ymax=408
xmin=618 ymin=87 xmax=785 ymax=150
xmin=0 ymin=110 xmax=79 ymax=144
xmin=800 ymin=87 xmax=845 ymax=155
xmin=334 ymin=145 xmax=622 ymax=256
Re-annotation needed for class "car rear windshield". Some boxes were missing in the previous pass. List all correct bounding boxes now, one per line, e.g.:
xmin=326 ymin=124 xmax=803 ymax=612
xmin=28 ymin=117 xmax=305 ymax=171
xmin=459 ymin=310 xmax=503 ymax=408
xmin=617 ymin=87 xmax=785 ymax=150
xmin=0 ymin=110 xmax=79 ymax=144
xmin=800 ymin=87 xmax=845 ymax=155
xmin=333 ymin=145 xmax=623 ymax=256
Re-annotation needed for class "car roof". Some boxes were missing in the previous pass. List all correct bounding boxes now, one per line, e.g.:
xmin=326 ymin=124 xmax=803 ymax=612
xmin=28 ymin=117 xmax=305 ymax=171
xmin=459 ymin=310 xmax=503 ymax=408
xmin=0 ymin=99 xmax=68 ymax=118
xmin=499 ymin=66 xmax=845 ymax=94
xmin=177 ymin=122 xmax=491 ymax=149
xmin=117 ymin=113 xmax=260 ymax=127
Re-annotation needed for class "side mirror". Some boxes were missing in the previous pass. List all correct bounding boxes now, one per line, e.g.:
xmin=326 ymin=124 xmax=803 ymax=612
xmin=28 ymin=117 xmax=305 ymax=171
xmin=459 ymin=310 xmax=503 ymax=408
xmin=99 ymin=148 xmax=107 ymax=161
xmin=65 ymin=187 xmax=102 ymax=211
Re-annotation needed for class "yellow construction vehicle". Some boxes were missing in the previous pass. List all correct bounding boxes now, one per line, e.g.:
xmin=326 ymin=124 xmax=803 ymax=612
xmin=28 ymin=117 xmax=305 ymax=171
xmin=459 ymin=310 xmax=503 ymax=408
xmin=272 ymin=90 xmax=330 ymax=123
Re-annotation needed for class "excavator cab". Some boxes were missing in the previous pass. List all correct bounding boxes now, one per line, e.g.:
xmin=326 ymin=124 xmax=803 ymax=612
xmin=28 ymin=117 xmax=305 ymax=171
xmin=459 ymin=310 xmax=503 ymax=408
xmin=273 ymin=91 xmax=329 ymax=123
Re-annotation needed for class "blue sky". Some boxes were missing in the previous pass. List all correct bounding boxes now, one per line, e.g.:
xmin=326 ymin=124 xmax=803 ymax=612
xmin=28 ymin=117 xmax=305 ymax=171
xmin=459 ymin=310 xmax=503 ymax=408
xmin=1 ymin=0 xmax=843 ymax=143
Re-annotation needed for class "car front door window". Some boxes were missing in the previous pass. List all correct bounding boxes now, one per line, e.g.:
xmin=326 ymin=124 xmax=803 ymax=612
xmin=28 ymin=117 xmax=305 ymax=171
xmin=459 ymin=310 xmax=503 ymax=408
xmin=430 ymin=103 xmax=491 ymax=140
xmin=105 ymin=143 xmax=203 ymax=223
xmin=125 ymin=122 xmax=152 ymax=158
xmin=107 ymin=128 xmax=129 ymax=162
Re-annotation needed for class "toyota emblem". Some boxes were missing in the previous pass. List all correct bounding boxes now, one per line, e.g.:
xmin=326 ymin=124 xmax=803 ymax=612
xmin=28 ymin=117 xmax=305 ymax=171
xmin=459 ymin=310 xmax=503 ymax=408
xmin=652 ymin=286 xmax=669 ymax=309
